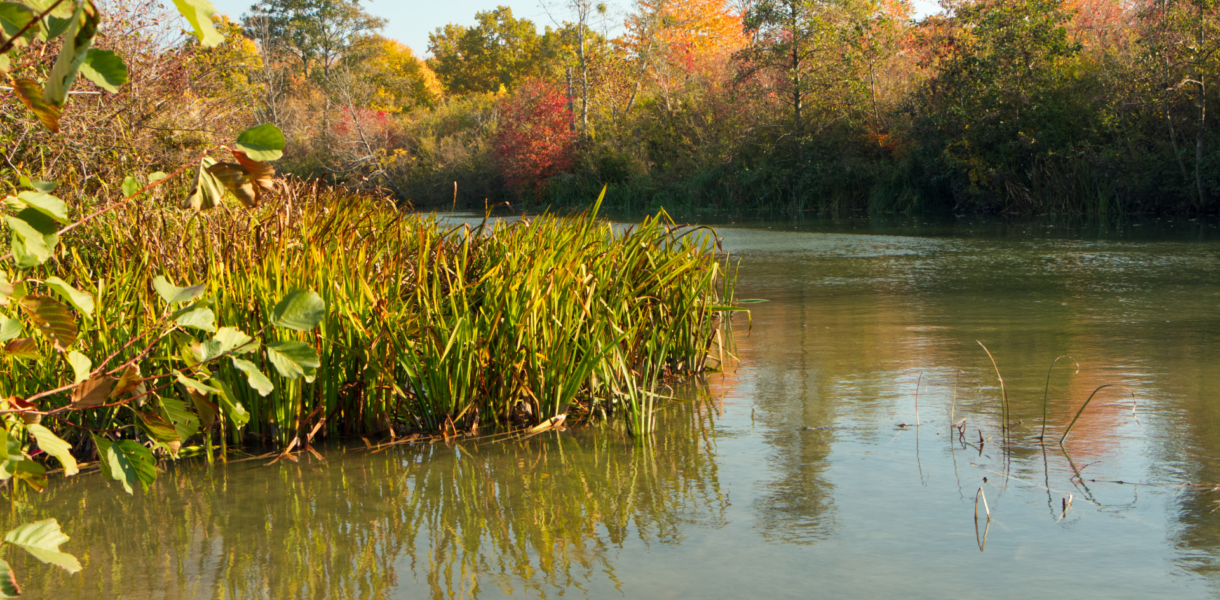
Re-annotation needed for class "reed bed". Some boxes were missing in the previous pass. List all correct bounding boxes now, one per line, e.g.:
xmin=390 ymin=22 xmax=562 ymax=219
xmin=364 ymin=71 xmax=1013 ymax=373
xmin=2 ymin=183 xmax=741 ymax=450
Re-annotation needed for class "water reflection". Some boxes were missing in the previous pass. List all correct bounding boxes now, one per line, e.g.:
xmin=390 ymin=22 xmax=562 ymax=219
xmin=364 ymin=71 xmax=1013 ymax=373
xmin=716 ymin=223 xmax=1220 ymax=595
xmin=14 ymin=399 xmax=725 ymax=599
xmin=11 ymin=219 xmax=1220 ymax=599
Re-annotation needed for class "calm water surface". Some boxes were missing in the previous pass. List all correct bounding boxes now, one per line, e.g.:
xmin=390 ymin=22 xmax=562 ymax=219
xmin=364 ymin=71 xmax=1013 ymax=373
xmin=15 ymin=216 xmax=1220 ymax=599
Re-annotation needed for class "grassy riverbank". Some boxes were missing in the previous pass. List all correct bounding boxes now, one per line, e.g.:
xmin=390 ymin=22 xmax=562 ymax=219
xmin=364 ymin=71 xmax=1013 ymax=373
xmin=3 ymin=183 xmax=740 ymax=453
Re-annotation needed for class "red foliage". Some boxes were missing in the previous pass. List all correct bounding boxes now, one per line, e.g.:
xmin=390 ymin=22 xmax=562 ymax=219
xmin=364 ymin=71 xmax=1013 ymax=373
xmin=333 ymin=107 xmax=403 ymax=150
xmin=493 ymin=79 xmax=577 ymax=195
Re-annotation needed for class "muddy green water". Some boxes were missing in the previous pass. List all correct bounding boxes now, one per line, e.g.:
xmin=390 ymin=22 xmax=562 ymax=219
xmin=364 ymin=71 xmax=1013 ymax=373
xmin=13 ymin=216 xmax=1220 ymax=599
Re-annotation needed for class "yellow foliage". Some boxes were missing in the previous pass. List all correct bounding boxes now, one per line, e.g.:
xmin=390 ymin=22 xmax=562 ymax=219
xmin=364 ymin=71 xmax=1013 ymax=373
xmin=356 ymin=35 xmax=444 ymax=112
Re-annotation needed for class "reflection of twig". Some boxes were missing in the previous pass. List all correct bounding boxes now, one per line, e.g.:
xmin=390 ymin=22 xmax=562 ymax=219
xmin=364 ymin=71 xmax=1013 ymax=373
xmin=972 ymin=465 xmax=1102 ymax=508
xmin=974 ymin=487 xmax=991 ymax=552
xmin=1058 ymin=494 xmax=1074 ymax=521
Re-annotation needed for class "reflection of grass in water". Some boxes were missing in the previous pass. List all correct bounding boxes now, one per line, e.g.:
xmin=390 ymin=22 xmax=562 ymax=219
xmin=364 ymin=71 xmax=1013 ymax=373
xmin=15 ymin=393 xmax=726 ymax=599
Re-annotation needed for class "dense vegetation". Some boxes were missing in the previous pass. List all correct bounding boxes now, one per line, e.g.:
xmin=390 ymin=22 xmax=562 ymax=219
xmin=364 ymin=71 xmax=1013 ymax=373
xmin=0 ymin=1 xmax=741 ymax=591
xmin=8 ymin=0 xmax=1213 ymax=215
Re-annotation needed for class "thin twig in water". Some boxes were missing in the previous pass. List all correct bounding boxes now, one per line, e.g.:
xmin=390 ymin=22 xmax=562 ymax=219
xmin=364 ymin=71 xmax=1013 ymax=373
xmin=1059 ymin=385 xmax=1139 ymax=445
xmin=1040 ymin=356 xmax=1080 ymax=442
xmin=977 ymin=341 xmax=1010 ymax=434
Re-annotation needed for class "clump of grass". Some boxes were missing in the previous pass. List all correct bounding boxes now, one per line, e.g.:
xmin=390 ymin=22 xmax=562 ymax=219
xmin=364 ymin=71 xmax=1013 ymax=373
xmin=1 ymin=183 xmax=743 ymax=449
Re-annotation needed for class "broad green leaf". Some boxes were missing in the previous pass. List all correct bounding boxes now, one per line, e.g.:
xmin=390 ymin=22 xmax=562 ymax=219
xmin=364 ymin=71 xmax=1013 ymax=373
xmin=44 ymin=276 xmax=94 ymax=316
xmin=79 ymin=48 xmax=127 ymax=92
xmin=8 ymin=280 xmax=27 ymax=301
xmin=2 ymin=338 xmax=39 ymax=360
xmin=0 ymin=427 xmax=13 ymax=463
xmin=0 ymin=53 xmax=8 ymax=74
xmin=0 ymin=315 xmax=21 ymax=342
xmin=121 ymin=175 xmax=139 ymax=198
xmin=10 ymin=190 xmax=69 ymax=223
xmin=172 ymin=0 xmax=224 ymax=47
xmin=3 ymin=519 xmax=80 ymax=574
xmin=0 ymin=271 xmax=11 ymax=304
xmin=9 ymin=78 xmax=60 ymax=132
xmin=6 ymin=457 xmax=45 ymax=492
xmin=0 ymin=2 xmax=35 ymax=46
xmin=211 ymin=377 xmax=250 ymax=427
xmin=22 ymin=0 xmax=74 ymax=18
xmin=266 ymin=340 xmax=319 ymax=381
xmin=66 ymin=350 xmax=90 ymax=383
xmin=93 ymin=435 xmax=157 ymax=494
xmin=235 ymin=123 xmax=285 ymax=161
xmin=170 ymin=331 xmax=200 ymax=368
xmin=0 ymin=557 xmax=20 ymax=598
xmin=70 ymin=373 xmax=114 ymax=408
xmin=175 ymin=307 xmax=216 ymax=332
xmin=17 ymin=177 xmax=56 ymax=193
xmin=270 ymin=289 xmax=325 ymax=331
xmin=175 ymin=371 xmax=219 ymax=395
xmin=26 ymin=424 xmax=78 ymax=476
xmin=6 ymin=209 xmax=60 ymax=267
xmin=148 ymin=171 xmax=168 ymax=183
xmin=42 ymin=0 xmax=99 ymax=108
xmin=152 ymin=275 xmax=206 ymax=304
xmin=18 ymin=294 xmax=76 ymax=350
xmin=159 ymin=397 xmax=199 ymax=440
xmin=197 ymin=327 xmax=257 ymax=362
xmin=39 ymin=14 xmax=71 ymax=40
xmin=230 ymin=357 xmax=273 ymax=396
xmin=184 ymin=157 xmax=225 ymax=211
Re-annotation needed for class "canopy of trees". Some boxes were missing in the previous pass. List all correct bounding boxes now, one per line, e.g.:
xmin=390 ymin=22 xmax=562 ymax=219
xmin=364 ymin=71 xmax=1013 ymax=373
xmin=5 ymin=0 xmax=1219 ymax=214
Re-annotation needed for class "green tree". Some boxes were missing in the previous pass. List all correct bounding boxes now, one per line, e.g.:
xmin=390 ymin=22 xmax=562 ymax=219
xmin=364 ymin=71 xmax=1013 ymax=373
xmin=426 ymin=6 xmax=550 ymax=95
xmin=1137 ymin=0 xmax=1220 ymax=210
xmin=243 ymin=0 xmax=386 ymax=78
xmin=739 ymin=0 xmax=876 ymax=138
xmin=915 ymin=0 xmax=1084 ymax=206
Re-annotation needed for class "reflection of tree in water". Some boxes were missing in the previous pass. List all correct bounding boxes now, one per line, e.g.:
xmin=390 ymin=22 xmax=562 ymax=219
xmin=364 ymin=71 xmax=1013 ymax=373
xmin=13 ymin=399 xmax=726 ymax=599
xmin=1160 ymin=336 xmax=1220 ymax=583
xmin=740 ymin=283 xmax=839 ymax=544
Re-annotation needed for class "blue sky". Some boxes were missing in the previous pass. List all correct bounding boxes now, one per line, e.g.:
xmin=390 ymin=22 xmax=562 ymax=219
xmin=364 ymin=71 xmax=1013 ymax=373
xmin=208 ymin=0 xmax=941 ymax=58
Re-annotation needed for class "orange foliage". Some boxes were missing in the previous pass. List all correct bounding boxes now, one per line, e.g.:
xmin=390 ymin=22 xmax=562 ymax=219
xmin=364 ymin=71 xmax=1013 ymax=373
xmin=1064 ymin=0 xmax=1134 ymax=49
xmin=623 ymin=0 xmax=747 ymax=69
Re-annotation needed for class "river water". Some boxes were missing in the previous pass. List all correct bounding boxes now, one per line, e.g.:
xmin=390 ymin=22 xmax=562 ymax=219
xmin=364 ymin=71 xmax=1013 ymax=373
xmin=14 ymin=215 xmax=1220 ymax=599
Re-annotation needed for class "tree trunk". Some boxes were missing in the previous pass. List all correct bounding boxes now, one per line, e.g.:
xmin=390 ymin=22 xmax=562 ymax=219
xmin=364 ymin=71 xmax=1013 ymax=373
xmin=1167 ymin=109 xmax=1192 ymax=185
xmin=579 ymin=22 xmax=589 ymax=139
xmin=1195 ymin=74 xmax=1209 ymax=210
xmin=789 ymin=2 xmax=802 ymax=139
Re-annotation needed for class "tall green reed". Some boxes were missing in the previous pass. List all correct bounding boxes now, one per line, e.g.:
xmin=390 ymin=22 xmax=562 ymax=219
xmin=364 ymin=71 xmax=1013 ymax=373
xmin=3 ymin=183 xmax=742 ymax=449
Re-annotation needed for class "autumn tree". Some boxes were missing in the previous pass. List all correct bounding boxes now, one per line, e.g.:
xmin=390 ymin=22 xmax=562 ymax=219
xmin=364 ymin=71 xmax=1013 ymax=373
xmin=346 ymin=35 xmax=443 ymax=111
xmin=618 ymin=0 xmax=747 ymax=120
xmin=493 ymin=78 xmax=577 ymax=194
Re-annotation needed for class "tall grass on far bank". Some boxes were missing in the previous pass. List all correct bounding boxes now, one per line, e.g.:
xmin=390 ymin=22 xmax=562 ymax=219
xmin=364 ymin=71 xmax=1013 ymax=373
xmin=3 ymin=183 xmax=741 ymax=450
